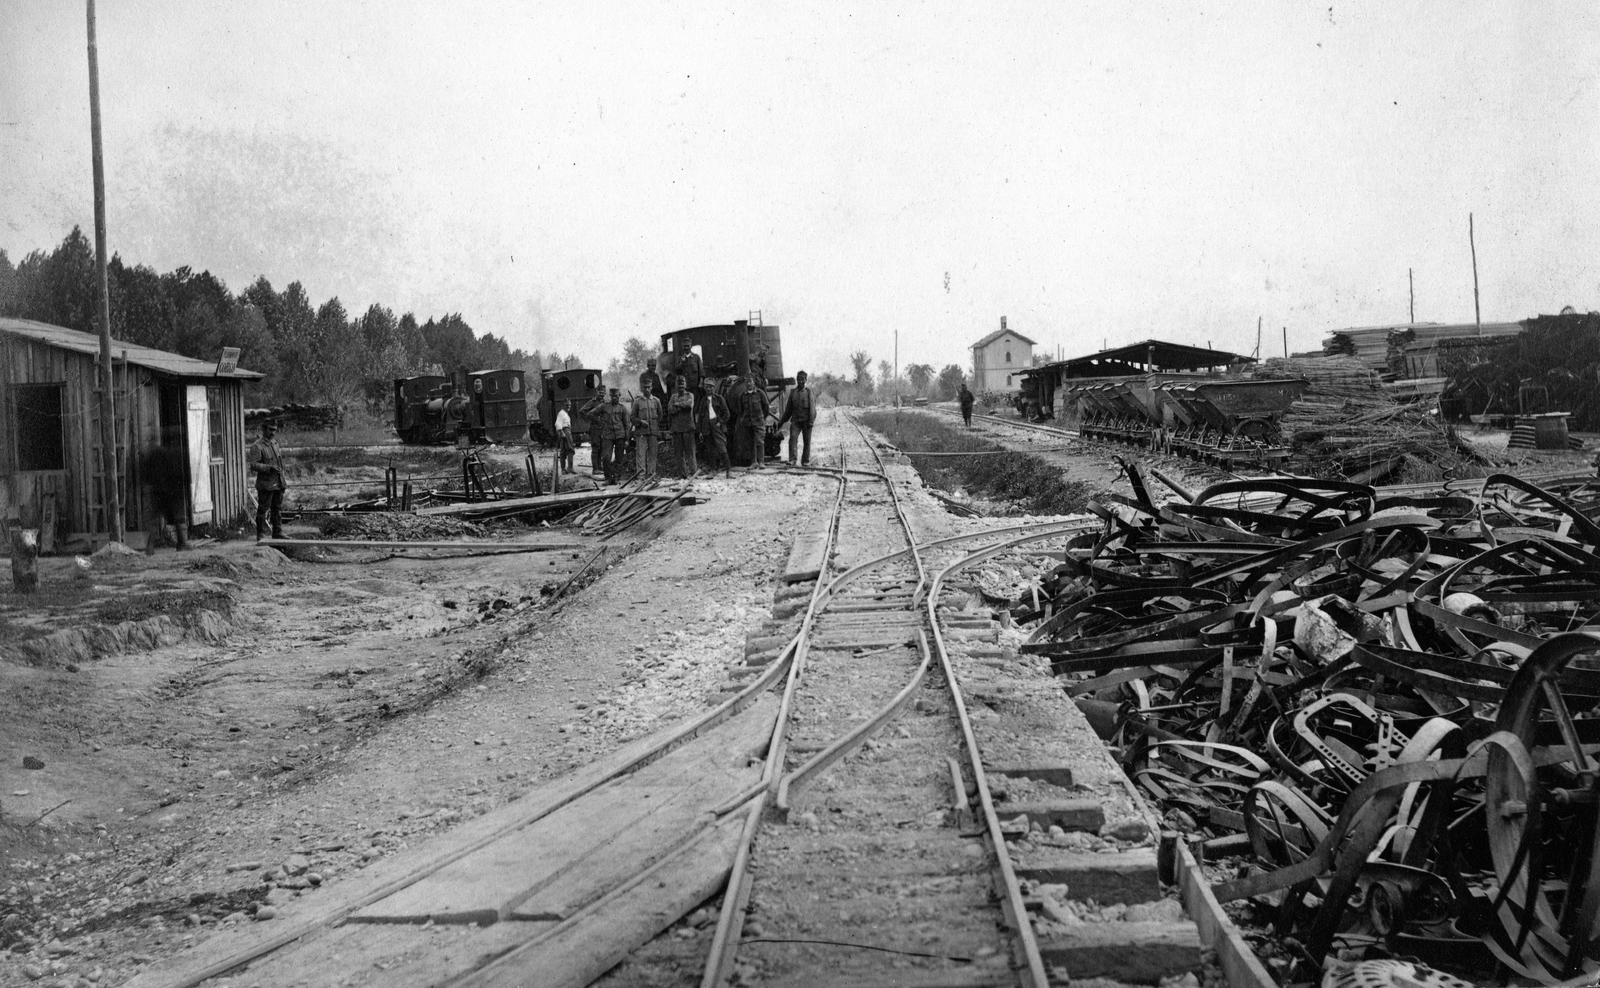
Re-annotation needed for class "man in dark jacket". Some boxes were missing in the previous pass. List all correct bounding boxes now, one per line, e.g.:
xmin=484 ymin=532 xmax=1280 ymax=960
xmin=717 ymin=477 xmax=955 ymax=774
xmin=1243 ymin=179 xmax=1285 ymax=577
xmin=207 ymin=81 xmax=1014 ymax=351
xmin=247 ymin=420 xmax=287 ymax=542
xmin=590 ymin=387 xmax=631 ymax=484
xmin=699 ymin=384 xmax=731 ymax=478
xmin=667 ymin=376 xmax=698 ymax=478
xmin=140 ymin=444 xmax=189 ymax=552
xmin=777 ymin=370 xmax=815 ymax=466
xmin=737 ymin=376 xmax=770 ymax=471
xmin=959 ymin=385 xmax=976 ymax=427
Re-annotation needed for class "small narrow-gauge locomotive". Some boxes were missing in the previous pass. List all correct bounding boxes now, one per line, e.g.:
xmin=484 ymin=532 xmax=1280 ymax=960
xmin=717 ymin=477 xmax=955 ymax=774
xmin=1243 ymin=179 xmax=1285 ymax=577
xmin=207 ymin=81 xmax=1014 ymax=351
xmin=394 ymin=368 xmax=528 ymax=445
xmin=531 ymin=367 xmax=604 ymax=444
xmin=659 ymin=319 xmax=790 ymax=465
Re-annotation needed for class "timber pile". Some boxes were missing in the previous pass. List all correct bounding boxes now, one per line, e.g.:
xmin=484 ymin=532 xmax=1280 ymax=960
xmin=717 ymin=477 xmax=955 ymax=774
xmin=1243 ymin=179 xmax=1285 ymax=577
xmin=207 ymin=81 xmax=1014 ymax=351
xmin=1254 ymin=357 xmax=1493 ymax=484
xmin=1321 ymin=322 xmax=1523 ymax=376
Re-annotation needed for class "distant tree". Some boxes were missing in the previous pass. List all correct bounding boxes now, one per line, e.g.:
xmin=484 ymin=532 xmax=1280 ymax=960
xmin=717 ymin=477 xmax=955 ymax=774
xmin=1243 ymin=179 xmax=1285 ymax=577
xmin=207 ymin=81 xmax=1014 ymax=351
xmin=906 ymin=363 xmax=934 ymax=394
xmin=422 ymin=313 xmax=480 ymax=373
xmin=297 ymin=297 xmax=363 ymax=409
xmin=0 ymin=249 xmax=15 ymax=317
xmin=29 ymin=227 xmax=98 ymax=332
xmin=110 ymin=257 xmax=176 ymax=350
xmin=606 ymin=336 xmax=654 ymax=390
xmin=878 ymin=360 xmax=894 ymax=386
xmin=935 ymin=364 xmax=967 ymax=400
xmin=395 ymin=312 xmax=427 ymax=369
xmin=849 ymin=350 xmax=873 ymax=387
xmin=811 ymin=371 xmax=847 ymax=404
xmin=240 ymin=276 xmax=284 ymax=341
xmin=222 ymin=305 xmax=282 ymax=400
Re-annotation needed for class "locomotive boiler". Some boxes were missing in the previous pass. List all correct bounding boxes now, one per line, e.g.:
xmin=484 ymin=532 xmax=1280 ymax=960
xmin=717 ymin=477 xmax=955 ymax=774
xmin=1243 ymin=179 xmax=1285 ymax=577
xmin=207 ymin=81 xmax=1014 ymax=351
xmin=395 ymin=368 xmax=528 ymax=445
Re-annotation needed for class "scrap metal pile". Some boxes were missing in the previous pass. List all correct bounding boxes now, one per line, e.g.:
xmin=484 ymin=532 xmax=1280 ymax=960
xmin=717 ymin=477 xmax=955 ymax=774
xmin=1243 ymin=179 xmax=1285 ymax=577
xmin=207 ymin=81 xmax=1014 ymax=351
xmin=1021 ymin=461 xmax=1600 ymax=985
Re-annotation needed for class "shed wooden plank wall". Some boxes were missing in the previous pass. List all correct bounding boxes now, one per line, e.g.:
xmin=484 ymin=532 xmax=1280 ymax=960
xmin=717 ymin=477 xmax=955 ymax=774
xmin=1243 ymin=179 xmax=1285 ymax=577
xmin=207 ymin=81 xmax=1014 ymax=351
xmin=2 ymin=336 xmax=252 ymax=544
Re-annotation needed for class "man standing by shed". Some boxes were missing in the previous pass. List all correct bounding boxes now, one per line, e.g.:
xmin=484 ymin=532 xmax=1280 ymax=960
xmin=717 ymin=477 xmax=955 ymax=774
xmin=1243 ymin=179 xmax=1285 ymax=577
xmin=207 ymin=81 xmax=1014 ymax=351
xmin=632 ymin=377 xmax=663 ymax=480
xmin=777 ymin=370 xmax=815 ymax=467
xmin=738 ymin=375 xmax=770 ymax=471
xmin=247 ymin=419 xmax=287 ymax=542
xmin=668 ymin=376 xmax=698 ymax=478
xmin=959 ymin=384 xmax=976 ymax=427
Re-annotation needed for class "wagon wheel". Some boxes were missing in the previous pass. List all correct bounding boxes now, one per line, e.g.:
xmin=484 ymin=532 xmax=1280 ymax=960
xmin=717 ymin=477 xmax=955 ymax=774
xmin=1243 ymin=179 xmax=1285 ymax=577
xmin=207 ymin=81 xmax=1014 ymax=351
xmin=1482 ymin=633 xmax=1600 ymax=983
xmin=1243 ymin=779 xmax=1332 ymax=867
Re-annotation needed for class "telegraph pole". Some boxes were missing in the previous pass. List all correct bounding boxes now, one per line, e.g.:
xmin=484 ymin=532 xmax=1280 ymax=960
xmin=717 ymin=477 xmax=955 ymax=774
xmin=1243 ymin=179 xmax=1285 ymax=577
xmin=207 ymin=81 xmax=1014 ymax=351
xmin=87 ymin=0 xmax=122 ymax=542
xmin=1469 ymin=213 xmax=1482 ymax=335
xmin=1408 ymin=268 xmax=1415 ymax=323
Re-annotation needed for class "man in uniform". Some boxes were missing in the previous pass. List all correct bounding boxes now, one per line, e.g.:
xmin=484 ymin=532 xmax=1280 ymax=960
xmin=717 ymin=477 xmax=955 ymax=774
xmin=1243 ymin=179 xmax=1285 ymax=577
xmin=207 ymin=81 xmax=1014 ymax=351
xmin=777 ymin=369 xmax=815 ymax=467
xmin=554 ymin=399 xmax=577 ymax=474
xmin=668 ymin=375 xmax=698 ymax=478
xmin=632 ymin=376 xmax=663 ymax=480
xmin=700 ymin=382 xmax=731 ymax=478
xmin=737 ymin=375 xmax=770 ymax=471
xmin=592 ymin=387 xmax=631 ymax=484
xmin=644 ymin=358 xmax=667 ymax=403
xmin=959 ymin=384 xmax=976 ymax=427
xmin=247 ymin=419 xmax=287 ymax=542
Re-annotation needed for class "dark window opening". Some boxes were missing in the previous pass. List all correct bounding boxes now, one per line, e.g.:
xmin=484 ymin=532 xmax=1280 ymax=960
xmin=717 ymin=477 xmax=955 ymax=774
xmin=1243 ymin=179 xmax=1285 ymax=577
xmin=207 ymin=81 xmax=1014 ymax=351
xmin=208 ymin=386 xmax=224 ymax=460
xmin=15 ymin=383 xmax=66 ymax=471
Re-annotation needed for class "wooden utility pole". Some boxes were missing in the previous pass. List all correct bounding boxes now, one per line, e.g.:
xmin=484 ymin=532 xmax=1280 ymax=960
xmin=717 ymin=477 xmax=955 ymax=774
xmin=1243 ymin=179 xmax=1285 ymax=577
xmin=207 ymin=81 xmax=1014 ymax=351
xmin=1469 ymin=213 xmax=1482 ymax=335
xmin=1283 ymin=326 xmax=1288 ymax=359
xmin=1408 ymin=268 xmax=1415 ymax=323
xmin=87 ymin=0 xmax=122 ymax=542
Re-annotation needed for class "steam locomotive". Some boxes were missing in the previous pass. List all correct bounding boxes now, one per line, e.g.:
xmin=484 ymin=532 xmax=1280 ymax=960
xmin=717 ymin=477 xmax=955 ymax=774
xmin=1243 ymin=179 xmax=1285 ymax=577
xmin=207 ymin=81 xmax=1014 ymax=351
xmin=394 ymin=368 xmax=528 ymax=445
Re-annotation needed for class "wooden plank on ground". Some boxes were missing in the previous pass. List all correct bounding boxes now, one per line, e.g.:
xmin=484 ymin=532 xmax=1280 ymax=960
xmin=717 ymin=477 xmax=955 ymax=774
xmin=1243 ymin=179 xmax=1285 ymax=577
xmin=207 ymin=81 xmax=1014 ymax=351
xmin=261 ymin=538 xmax=584 ymax=552
xmin=1012 ymin=846 xmax=1160 ymax=904
xmin=121 ymin=694 xmax=778 ymax=988
xmin=350 ymin=701 xmax=771 ymax=925
xmin=458 ymin=816 xmax=745 ymax=988
xmin=783 ymin=530 xmax=830 ymax=583
xmin=415 ymin=490 xmax=676 ymax=518
xmin=1035 ymin=921 xmax=1203 ymax=981
xmin=1175 ymin=842 xmax=1276 ymax=988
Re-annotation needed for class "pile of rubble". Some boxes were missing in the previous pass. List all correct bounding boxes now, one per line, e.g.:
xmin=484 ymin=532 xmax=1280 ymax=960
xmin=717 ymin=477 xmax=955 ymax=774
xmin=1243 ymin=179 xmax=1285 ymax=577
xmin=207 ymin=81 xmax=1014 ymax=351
xmin=1019 ymin=462 xmax=1600 ymax=985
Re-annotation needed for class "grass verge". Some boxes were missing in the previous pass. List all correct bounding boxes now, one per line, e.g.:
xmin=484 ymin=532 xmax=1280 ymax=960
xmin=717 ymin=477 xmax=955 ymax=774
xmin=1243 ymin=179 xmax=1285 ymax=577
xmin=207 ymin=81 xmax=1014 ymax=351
xmin=857 ymin=410 xmax=1103 ymax=515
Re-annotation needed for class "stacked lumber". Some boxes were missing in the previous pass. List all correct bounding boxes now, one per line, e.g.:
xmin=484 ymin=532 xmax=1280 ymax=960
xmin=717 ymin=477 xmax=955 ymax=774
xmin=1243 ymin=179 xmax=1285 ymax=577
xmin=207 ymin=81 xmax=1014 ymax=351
xmin=1320 ymin=321 xmax=1523 ymax=376
xmin=1253 ymin=356 xmax=1493 ymax=484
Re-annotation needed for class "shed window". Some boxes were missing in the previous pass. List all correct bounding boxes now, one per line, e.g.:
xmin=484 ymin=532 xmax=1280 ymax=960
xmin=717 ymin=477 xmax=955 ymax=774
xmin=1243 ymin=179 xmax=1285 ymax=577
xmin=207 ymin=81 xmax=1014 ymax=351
xmin=14 ymin=383 xmax=66 ymax=471
xmin=1005 ymin=350 xmax=1012 ymax=363
xmin=208 ymin=386 xmax=224 ymax=460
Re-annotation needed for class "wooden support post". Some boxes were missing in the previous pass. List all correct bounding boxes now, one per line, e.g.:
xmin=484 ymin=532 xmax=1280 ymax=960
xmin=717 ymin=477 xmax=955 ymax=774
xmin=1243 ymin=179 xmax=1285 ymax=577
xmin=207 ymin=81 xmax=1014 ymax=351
xmin=551 ymin=448 xmax=561 ymax=495
xmin=401 ymin=480 xmax=412 ymax=512
xmin=11 ymin=526 xmax=39 ymax=594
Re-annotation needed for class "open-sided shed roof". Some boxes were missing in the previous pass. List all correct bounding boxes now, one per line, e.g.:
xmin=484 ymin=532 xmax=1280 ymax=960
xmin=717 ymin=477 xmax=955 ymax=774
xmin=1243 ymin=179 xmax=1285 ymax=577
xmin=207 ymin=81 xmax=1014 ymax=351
xmin=0 ymin=318 xmax=264 ymax=379
xmin=1030 ymin=339 xmax=1254 ymax=379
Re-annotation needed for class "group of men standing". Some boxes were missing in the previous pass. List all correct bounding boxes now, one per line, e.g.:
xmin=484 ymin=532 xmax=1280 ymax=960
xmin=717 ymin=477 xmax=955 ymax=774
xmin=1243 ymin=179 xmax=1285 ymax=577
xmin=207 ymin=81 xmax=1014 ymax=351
xmin=556 ymin=363 xmax=817 ymax=485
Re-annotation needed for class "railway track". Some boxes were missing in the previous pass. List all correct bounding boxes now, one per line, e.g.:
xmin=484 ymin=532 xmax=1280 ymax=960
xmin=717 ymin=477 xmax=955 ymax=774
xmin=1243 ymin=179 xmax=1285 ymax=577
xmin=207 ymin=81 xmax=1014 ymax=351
xmin=125 ymin=412 xmax=1223 ymax=988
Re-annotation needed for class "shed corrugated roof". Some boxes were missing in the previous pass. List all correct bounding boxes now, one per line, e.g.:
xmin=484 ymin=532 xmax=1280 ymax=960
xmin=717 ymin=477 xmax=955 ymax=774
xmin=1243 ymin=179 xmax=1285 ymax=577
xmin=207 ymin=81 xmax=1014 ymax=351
xmin=1026 ymin=339 xmax=1254 ymax=378
xmin=971 ymin=327 xmax=1038 ymax=349
xmin=0 ymin=318 xmax=264 ymax=379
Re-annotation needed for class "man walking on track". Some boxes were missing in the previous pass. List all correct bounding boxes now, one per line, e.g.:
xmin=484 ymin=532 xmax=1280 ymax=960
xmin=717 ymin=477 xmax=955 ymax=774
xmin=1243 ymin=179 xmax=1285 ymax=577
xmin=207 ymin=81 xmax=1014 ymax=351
xmin=778 ymin=369 xmax=815 ymax=466
xmin=632 ymin=377 xmax=663 ymax=480
xmin=668 ymin=376 xmax=698 ymax=478
xmin=247 ymin=419 xmax=287 ymax=542
xmin=959 ymin=384 xmax=975 ymax=427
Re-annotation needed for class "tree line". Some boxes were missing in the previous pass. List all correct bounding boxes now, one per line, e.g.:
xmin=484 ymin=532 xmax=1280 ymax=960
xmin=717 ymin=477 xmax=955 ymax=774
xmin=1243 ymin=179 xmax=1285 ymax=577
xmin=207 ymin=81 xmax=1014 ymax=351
xmin=0 ymin=228 xmax=975 ymax=414
xmin=0 ymin=227 xmax=581 ymax=410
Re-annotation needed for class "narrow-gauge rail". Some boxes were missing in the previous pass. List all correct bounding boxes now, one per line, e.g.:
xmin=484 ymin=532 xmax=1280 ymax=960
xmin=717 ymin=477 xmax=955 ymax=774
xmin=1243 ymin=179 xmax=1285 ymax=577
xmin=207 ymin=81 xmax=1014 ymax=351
xmin=125 ymin=411 xmax=1229 ymax=988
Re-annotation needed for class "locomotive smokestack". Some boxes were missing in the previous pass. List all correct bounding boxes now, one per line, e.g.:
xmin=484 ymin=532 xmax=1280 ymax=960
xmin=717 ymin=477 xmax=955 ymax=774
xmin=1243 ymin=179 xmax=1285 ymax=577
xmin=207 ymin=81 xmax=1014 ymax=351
xmin=733 ymin=319 xmax=751 ymax=384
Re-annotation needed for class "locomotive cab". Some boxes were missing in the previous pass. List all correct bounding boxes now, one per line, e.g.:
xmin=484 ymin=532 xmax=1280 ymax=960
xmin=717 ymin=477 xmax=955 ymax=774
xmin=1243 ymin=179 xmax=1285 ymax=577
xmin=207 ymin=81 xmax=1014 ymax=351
xmin=535 ymin=368 xmax=604 ymax=445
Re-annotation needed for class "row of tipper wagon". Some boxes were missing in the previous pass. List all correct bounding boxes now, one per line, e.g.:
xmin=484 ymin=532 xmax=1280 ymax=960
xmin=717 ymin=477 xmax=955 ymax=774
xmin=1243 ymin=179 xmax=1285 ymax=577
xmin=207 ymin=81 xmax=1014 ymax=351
xmin=1066 ymin=376 xmax=1309 ymax=469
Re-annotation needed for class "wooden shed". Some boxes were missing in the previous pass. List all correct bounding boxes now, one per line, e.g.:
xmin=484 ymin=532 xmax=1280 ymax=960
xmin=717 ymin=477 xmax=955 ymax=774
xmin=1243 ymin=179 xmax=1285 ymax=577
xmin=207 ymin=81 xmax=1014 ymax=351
xmin=0 ymin=318 xmax=263 ymax=549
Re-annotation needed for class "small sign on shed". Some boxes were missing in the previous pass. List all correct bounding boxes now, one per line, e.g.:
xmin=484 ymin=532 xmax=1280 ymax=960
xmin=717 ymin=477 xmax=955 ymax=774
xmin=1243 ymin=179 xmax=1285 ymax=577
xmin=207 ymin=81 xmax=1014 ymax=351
xmin=215 ymin=347 xmax=241 ymax=376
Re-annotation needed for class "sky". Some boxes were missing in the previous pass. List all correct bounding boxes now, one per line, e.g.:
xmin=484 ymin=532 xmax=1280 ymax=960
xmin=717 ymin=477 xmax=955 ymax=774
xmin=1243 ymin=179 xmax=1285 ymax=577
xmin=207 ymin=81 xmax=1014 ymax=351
xmin=3 ymin=1 xmax=1598 ymax=378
